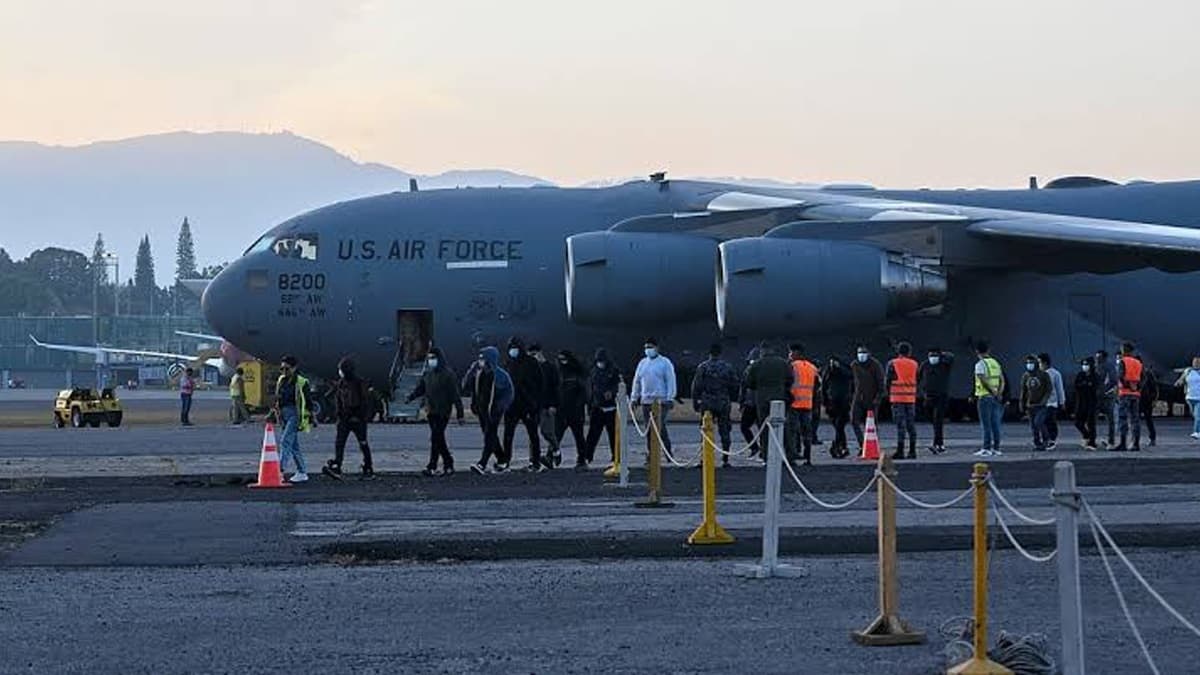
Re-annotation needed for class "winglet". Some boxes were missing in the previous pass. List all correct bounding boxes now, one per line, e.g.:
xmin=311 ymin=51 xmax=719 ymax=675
xmin=28 ymin=334 xmax=43 ymax=347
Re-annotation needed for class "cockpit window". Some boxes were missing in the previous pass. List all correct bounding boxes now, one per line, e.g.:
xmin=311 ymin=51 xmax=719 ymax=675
xmin=272 ymin=234 xmax=319 ymax=260
xmin=244 ymin=234 xmax=276 ymax=257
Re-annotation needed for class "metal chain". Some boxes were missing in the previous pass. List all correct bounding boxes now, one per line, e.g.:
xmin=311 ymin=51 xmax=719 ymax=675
xmin=991 ymin=506 xmax=1056 ymax=563
xmin=987 ymin=479 xmax=1055 ymax=526
xmin=876 ymin=472 xmax=974 ymax=510
xmin=779 ymin=459 xmax=878 ymax=510
xmin=1083 ymin=498 xmax=1200 ymax=638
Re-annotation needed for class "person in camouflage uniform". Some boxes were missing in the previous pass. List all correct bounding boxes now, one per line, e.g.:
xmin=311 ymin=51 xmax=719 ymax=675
xmin=691 ymin=343 xmax=741 ymax=468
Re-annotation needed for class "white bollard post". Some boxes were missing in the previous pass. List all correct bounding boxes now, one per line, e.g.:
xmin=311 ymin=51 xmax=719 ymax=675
xmin=736 ymin=400 xmax=804 ymax=578
xmin=1053 ymin=461 xmax=1085 ymax=675
xmin=617 ymin=391 xmax=631 ymax=488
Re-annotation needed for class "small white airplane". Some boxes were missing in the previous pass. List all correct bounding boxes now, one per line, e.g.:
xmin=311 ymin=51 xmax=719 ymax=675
xmin=29 ymin=331 xmax=238 ymax=376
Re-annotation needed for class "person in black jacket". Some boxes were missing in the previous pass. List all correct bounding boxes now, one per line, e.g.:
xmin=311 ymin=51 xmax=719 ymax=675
xmin=821 ymin=355 xmax=853 ymax=458
xmin=1073 ymin=357 xmax=1099 ymax=450
xmin=529 ymin=344 xmax=563 ymax=467
xmin=554 ymin=350 xmax=590 ymax=469
xmin=1139 ymin=365 xmax=1159 ymax=447
xmin=918 ymin=347 xmax=954 ymax=454
xmin=406 ymin=347 xmax=465 ymax=476
xmin=503 ymin=336 xmax=546 ymax=472
xmin=585 ymin=348 xmax=622 ymax=466
xmin=322 ymin=357 xmax=375 ymax=480
xmin=739 ymin=348 xmax=762 ymax=458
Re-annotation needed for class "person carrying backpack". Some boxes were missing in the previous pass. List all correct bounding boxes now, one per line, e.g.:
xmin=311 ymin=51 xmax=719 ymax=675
xmin=322 ymin=357 xmax=375 ymax=480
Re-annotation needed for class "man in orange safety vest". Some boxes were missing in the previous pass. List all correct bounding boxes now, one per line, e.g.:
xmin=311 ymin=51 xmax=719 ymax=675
xmin=886 ymin=342 xmax=920 ymax=460
xmin=787 ymin=343 xmax=821 ymax=467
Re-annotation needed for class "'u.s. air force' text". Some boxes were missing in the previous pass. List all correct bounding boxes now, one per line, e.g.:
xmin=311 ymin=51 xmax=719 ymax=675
xmin=337 ymin=239 xmax=523 ymax=261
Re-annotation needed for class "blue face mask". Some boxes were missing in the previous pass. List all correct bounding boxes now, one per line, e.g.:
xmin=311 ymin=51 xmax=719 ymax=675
xmin=427 ymin=358 xmax=438 ymax=369
xmin=928 ymin=356 xmax=940 ymax=365
xmin=645 ymin=348 xmax=658 ymax=359
xmin=1026 ymin=363 xmax=1036 ymax=372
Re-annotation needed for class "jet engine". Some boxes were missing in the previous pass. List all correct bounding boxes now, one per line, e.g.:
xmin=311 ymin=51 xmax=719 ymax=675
xmin=565 ymin=231 xmax=716 ymax=325
xmin=716 ymin=238 xmax=947 ymax=335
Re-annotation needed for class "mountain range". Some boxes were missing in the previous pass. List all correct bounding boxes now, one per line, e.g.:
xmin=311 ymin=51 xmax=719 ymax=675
xmin=0 ymin=131 xmax=551 ymax=285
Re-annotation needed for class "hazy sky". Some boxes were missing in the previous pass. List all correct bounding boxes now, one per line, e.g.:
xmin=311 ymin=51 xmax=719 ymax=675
xmin=2 ymin=0 xmax=1198 ymax=187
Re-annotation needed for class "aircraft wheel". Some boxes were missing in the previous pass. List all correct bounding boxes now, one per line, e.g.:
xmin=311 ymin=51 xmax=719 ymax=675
xmin=107 ymin=412 xmax=123 ymax=428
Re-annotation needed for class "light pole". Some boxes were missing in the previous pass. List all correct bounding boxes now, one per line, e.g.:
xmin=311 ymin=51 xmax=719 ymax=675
xmin=104 ymin=253 xmax=120 ymax=318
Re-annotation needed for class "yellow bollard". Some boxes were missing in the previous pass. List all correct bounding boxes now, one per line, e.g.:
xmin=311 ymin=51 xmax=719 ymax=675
xmin=853 ymin=451 xmax=924 ymax=645
xmin=948 ymin=464 xmax=1012 ymax=675
xmin=603 ymin=403 xmax=622 ymax=479
xmin=688 ymin=411 xmax=735 ymax=545
xmin=635 ymin=401 xmax=672 ymax=508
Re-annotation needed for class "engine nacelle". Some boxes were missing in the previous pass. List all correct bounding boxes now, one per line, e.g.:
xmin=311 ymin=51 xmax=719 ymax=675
xmin=716 ymin=238 xmax=946 ymax=335
xmin=566 ymin=231 xmax=716 ymax=325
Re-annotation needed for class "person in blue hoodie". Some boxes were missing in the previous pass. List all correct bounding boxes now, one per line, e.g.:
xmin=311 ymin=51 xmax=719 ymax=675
xmin=463 ymin=346 xmax=514 ymax=474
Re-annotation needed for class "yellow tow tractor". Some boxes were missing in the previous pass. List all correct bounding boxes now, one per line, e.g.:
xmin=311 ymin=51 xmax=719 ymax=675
xmin=53 ymin=388 xmax=123 ymax=428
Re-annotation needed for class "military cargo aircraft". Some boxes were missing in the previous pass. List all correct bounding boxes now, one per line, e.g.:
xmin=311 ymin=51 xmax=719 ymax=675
xmin=201 ymin=176 xmax=1200 ymax=416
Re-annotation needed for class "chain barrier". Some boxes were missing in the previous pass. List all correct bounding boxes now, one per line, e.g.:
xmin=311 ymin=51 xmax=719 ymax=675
xmin=987 ymin=480 xmax=1056 ymax=526
xmin=703 ymin=420 xmax=767 ymax=458
xmin=875 ymin=471 xmax=975 ymax=510
xmin=780 ymin=458 xmax=878 ymax=510
xmin=626 ymin=400 xmax=650 ymax=438
xmin=1082 ymin=498 xmax=1200 ymax=639
xmin=990 ymin=506 xmax=1056 ymax=563
xmin=1086 ymin=512 xmax=1161 ymax=675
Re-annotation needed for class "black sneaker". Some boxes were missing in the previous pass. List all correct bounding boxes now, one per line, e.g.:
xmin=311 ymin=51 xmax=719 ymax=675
xmin=321 ymin=462 xmax=344 ymax=480
xmin=493 ymin=462 xmax=510 ymax=474
xmin=443 ymin=465 xmax=455 ymax=476
xmin=552 ymin=451 xmax=563 ymax=467
xmin=359 ymin=467 xmax=376 ymax=480
xmin=906 ymin=450 xmax=916 ymax=460
xmin=574 ymin=462 xmax=589 ymax=472
xmin=540 ymin=454 xmax=556 ymax=470
xmin=470 ymin=463 xmax=487 ymax=475
xmin=421 ymin=467 xmax=438 ymax=477
xmin=525 ymin=463 xmax=547 ymax=474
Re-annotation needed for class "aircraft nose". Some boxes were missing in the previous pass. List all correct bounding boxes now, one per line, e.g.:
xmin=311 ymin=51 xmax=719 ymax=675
xmin=201 ymin=264 xmax=242 ymax=344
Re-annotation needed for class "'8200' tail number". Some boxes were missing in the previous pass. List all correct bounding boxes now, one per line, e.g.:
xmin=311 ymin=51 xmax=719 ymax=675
xmin=278 ymin=273 xmax=326 ymax=291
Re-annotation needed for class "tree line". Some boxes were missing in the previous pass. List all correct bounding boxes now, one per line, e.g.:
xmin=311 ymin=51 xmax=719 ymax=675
xmin=0 ymin=218 xmax=226 ymax=317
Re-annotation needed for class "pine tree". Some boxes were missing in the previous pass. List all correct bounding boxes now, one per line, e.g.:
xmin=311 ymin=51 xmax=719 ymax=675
xmin=175 ymin=217 xmax=198 ymax=281
xmin=91 ymin=233 xmax=107 ymax=284
xmin=134 ymin=235 xmax=156 ymax=314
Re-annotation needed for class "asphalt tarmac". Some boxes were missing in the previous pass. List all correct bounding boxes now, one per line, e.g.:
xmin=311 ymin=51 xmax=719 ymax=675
xmin=2 ymin=551 xmax=1196 ymax=674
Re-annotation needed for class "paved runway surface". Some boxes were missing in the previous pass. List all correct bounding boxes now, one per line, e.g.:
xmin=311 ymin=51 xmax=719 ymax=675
xmin=1 ymin=551 xmax=1196 ymax=674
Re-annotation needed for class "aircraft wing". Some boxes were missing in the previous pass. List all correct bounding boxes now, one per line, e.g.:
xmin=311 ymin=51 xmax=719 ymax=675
xmin=29 ymin=335 xmax=198 ymax=362
xmin=174 ymin=331 xmax=224 ymax=342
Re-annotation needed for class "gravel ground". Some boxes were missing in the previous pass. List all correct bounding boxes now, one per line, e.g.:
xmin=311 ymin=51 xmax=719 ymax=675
xmin=0 ymin=550 xmax=1195 ymax=674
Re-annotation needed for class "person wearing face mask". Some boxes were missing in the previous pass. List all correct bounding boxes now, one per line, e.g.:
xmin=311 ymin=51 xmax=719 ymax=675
xmin=406 ymin=347 xmax=464 ymax=476
xmin=1038 ymin=353 xmax=1066 ymax=450
xmin=1020 ymin=354 xmax=1052 ymax=451
xmin=273 ymin=355 xmax=312 ymax=483
xmin=463 ymin=346 xmax=515 ymax=474
xmin=918 ymin=347 xmax=954 ymax=454
xmin=739 ymin=348 xmax=763 ymax=458
xmin=1173 ymin=356 xmax=1200 ymax=440
xmin=691 ymin=343 xmax=740 ymax=468
xmin=1074 ymin=357 xmax=1099 ymax=449
xmin=321 ymin=357 xmax=376 ymax=480
xmin=502 ymin=336 xmax=546 ymax=472
xmin=885 ymin=342 xmax=920 ymax=460
xmin=528 ymin=344 xmax=563 ymax=469
xmin=630 ymin=337 xmax=677 ymax=454
xmin=1112 ymin=342 xmax=1144 ymax=452
xmin=821 ymin=354 xmax=853 ymax=458
xmin=584 ymin=348 xmax=623 ymax=466
xmin=1094 ymin=349 xmax=1118 ymax=448
xmin=850 ymin=344 xmax=885 ymax=451
xmin=744 ymin=341 xmax=793 ymax=461
xmin=786 ymin=343 xmax=820 ymax=466
xmin=554 ymin=350 xmax=590 ymax=470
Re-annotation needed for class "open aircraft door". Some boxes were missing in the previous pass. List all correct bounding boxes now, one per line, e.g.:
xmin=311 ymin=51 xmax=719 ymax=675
xmin=386 ymin=310 xmax=434 ymax=421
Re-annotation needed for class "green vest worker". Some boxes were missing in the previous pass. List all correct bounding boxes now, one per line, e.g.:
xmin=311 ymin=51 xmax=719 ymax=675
xmin=973 ymin=341 xmax=1005 ymax=457
xmin=229 ymin=367 xmax=249 ymax=426
xmin=274 ymin=355 xmax=311 ymax=483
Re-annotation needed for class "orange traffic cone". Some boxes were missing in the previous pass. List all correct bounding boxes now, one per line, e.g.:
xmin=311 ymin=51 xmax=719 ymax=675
xmin=860 ymin=410 xmax=880 ymax=461
xmin=249 ymin=423 xmax=290 ymax=489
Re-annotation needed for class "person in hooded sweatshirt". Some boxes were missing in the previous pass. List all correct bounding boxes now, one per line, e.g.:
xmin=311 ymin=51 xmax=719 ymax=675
xmin=739 ymin=348 xmax=763 ymax=458
xmin=529 ymin=344 xmax=563 ymax=468
xmin=691 ymin=343 xmax=740 ymax=468
xmin=1074 ymin=356 xmax=1100 ymax=450
xmin=585 ymin=348 xmax=623 ymax=466
xmin=554 ymin=350 xmax=590 ymax=469
xmin=850 ymin=345 xmax=885 ymax=450
xmin=463 ymin=346 xmax=515 ymax=474
xmin=821 ymin=354 xmax=853 ymax=458
xmin=321 ymin=357 xmax=375 ymax=480
xmin=406 ymin=347 xmax=464 ymax=476
xmin=502 ymin=336 xmax=546 ymax=472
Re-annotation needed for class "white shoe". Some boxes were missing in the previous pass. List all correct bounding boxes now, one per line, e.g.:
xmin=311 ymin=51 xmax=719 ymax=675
xmin=973 ymin=448 xmax=993 ymax=457
xmin=288 ymin=472 xmax=309 ymax=483
xmin=1190 ymin=432 xmax=1200 ymax=440
xmin=991 ymin=448 xmax=1004 ymax=456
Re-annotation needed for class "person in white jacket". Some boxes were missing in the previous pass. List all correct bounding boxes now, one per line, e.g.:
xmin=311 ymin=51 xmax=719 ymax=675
xmin=631 ymin=337 xmax=676 ymax=452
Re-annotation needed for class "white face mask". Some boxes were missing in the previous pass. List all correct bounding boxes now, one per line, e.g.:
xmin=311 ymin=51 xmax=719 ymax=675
xmin=857 ymin=353 xmax=869 ymax=363
xmin=338 ymin=369 xmax=346 ymax=379
xmin=645 ymin=348 xmax=658 ymax=359
xmin=1026 ymin=363 xmax=1036 ymax=372
xmin=508 ymin=348 xmax=520 ymax=359
xmin=928 ymin=356 xmax=940 ymax=365
xmin=427 ymin=358 xmax=438 ymax=369
xmin=1082 ymin=364 xmax=1091 ymax=372
xmin=596 ymin=362 xmax=606 ymax=369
